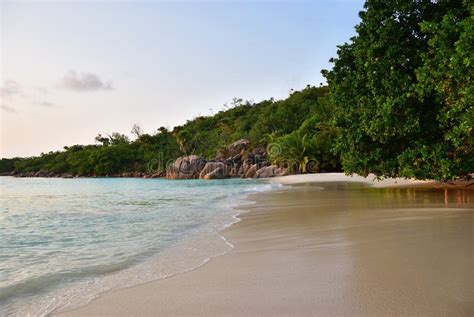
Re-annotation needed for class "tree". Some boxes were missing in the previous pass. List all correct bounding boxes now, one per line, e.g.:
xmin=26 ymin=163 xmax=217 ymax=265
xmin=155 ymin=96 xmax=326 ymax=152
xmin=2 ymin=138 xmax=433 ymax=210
xmin=108 ymin=133 xmax=130 ymax=145
xmin=95 ymin=134 xmax=110 ymax=146
xmin=323 ymin=0 xmax=472 ymax=180
xmin=408 ymin=0 xmax=473 ymax=179
xmin=268 ymin=114 xmax=340 ymax=174
xmin=131 ymin=123 xmax=143 ymax=139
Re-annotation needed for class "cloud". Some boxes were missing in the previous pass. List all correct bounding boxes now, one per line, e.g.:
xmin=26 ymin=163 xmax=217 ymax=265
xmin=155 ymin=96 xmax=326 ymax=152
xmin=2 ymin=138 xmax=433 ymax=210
xmin=1 ymin=104 xmax=17 ymax=113
xmin=0 ymin=80 xmax=55 ymax=110
xmin=0 ymin=80 xmax=22 ymax=99
xmin=61 ymin=70 xmax=113 ymax=92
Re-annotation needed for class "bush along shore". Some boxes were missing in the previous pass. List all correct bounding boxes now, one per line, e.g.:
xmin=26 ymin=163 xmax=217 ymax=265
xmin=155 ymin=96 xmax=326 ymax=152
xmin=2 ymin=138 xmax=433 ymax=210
xmin=1 ymin=0 xmax=473 ymax=182
xmin=1 ymin=86 xmax=341 ymax=180
xmin=2 ymin=136 xmax=331 ymax=180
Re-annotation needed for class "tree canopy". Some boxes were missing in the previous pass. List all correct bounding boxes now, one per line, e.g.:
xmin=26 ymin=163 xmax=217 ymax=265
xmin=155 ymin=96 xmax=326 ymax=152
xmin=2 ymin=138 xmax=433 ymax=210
xmin=323 ymin=0 xmax=473 ymax=181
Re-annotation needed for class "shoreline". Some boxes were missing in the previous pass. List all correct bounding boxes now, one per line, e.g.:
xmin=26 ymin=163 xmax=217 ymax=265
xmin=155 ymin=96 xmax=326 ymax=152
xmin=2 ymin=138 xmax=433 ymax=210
xmin=272 ymin=172 xmax=474 ymax=189
xmin=4 ymin=172 xmax=473 ymax=189
xmin=57 ymin=174 xmax=474 ymax=316
xmin=52 ymin=188 xmax=263 ymax=316
xmin=1 ymin=177 xmax=272 ymax=316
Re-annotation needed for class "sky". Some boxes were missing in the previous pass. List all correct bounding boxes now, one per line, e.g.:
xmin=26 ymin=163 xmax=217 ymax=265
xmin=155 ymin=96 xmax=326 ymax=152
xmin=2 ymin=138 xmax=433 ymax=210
xmin=0 ymin=0 xmax=364 ymax=158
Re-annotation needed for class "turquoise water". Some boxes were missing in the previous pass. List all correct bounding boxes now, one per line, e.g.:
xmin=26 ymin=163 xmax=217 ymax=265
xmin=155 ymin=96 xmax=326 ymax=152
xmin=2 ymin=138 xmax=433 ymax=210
xmin=0 ymin=177 xmax=277 ymax=316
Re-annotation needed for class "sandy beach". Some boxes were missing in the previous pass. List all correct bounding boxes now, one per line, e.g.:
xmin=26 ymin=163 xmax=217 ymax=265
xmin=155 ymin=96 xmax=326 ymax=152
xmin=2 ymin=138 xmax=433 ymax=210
xmin=58 ymin=174 xmax=474 ymax=316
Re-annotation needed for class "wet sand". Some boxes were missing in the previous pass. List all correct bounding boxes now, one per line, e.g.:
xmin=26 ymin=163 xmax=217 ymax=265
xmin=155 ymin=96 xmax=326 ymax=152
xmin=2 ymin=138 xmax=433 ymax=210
xmin=59 ymin=180 xmax=474 ymax=316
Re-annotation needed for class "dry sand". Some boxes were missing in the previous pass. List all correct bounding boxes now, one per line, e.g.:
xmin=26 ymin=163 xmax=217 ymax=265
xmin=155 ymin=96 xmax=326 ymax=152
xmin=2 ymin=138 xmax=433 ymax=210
xmin=58 ymin=174 xmax=474 ymax=316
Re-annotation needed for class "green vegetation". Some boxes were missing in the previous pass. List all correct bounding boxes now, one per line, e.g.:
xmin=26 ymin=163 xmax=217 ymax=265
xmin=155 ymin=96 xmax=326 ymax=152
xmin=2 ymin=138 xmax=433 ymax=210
xmin=2 ymin=86 xmax=337 ymax=176
xmin=1 ymin=0 xmax=472 ymax=180
xmin=323 ymin=0 xmax=473 ymax=181
xmin=4 ymin=128 xmax=181 ymax=176
xmin=174 ymin=86 xmax=338 ymax=173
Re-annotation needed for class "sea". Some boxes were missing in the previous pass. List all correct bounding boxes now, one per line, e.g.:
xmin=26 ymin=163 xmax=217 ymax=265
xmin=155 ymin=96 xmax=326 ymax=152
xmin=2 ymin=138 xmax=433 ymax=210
xmin=0 ymin=177 xmax=280 ymax=316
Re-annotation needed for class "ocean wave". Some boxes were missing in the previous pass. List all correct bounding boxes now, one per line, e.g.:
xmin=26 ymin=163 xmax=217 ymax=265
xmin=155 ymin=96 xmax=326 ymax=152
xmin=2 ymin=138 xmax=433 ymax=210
xmin=0 ymin=177 xmax=281 ymax=316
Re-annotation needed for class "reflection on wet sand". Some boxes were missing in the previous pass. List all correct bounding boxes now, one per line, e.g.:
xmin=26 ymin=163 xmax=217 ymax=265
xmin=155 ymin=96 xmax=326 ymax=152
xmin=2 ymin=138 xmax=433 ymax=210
xmin=443 ymin=187 xmax=471 ymax=206
xmin=243 ymin=183 xmax=474 ymax=316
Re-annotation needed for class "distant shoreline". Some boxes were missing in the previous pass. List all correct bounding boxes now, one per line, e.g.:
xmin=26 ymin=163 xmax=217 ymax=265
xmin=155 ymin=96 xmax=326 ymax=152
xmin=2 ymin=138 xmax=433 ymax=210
xmin=3 ymin=172 xmax=473 ymax=189
xmin=0 ymin=172 xmax=164 ymax=179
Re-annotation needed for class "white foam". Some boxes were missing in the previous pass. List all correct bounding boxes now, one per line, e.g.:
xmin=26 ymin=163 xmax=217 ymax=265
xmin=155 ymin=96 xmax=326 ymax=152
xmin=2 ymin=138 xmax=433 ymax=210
xmin=46 ymin=181 xmax=282 ymax=316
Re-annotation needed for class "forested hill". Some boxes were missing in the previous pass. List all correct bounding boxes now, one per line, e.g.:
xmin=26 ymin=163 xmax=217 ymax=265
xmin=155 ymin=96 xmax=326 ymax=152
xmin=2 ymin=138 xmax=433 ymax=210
xmin=1 ymin=0 xmax=472 ymax=181
xmin=0 ymin=85 xmax=340 ymax=177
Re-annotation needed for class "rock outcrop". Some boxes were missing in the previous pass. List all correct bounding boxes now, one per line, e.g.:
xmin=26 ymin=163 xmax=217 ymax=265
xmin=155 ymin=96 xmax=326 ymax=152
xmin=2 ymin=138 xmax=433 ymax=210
xmin=150 ymin=171 xmax=166 ymax=178
xmin=202 ymin=167 xmax=227 ymax=179
xmin=165 ymin=139 xmax=291 ymax=180
xmin=255 ymin=165 xmax=288 ymax=178
xmin=166 ymin=155 xmax=207 ymax=179
xmin=199 ymin=162 xmax=230 ymax=179
xmin=245 ymin=164 xmax=258 ymax=178
xmin=228 ymin=139 xmax=250 ymax=156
